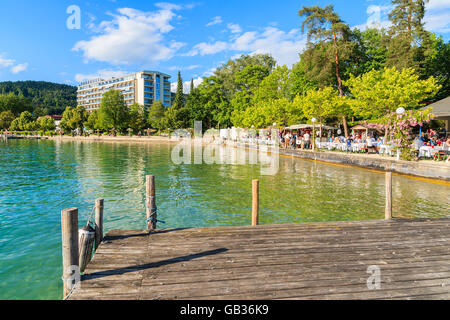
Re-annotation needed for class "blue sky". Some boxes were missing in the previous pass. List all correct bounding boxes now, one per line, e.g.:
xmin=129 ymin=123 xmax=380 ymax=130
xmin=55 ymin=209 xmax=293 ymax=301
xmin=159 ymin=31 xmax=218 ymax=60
xmin=0 ymin=0 xmax=449 ymax=92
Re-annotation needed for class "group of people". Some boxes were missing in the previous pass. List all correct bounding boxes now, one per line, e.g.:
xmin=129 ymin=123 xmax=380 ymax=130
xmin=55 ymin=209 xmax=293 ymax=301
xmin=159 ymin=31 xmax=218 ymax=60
xmin=418 ymin=129 xmax=449 ymax=148
xmin=281 ymin=130 xmax=312 ymax=150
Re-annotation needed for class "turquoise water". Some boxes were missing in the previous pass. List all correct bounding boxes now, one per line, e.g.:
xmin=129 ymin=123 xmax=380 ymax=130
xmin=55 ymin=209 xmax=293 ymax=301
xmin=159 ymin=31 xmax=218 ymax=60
xmin=0 ymin=139 xmax=449 ymax=300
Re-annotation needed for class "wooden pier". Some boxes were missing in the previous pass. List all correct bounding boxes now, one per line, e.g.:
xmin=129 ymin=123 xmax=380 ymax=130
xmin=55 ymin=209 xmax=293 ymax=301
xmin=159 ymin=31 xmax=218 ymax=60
xmin=69 ymin=218 xmax=450 ymax=300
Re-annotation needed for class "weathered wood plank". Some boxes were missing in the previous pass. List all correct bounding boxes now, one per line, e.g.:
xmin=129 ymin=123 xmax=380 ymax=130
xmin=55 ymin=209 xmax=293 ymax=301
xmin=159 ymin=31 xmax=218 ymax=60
xmin=70 ymin=218 xmax=450 ymax=300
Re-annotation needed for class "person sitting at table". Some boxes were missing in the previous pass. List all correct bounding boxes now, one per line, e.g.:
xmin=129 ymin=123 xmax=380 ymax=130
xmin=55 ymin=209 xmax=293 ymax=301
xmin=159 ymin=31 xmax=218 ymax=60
xmin=445 ymin=137 xmax=450 ymax=150
xmin=366 ymin=137 xmax=378 ymax=154
xmin=420 ymin=132 xmax=429 ymax=144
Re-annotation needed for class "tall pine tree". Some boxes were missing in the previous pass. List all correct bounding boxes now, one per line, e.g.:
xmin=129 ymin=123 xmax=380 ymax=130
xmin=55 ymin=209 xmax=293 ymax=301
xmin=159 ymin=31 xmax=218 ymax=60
xmin=299 ymin=5 xmax=352 ymax=137
xmin=173 ymin=71 xmax=185 ymax=109
xmin=387 ymin=0 xmax=430 ymax=72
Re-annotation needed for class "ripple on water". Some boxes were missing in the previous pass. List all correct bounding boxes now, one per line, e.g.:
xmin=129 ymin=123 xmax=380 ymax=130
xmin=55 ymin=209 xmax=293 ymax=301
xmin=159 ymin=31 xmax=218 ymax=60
xmin=0 ymin=139 xmax=448 ymax=299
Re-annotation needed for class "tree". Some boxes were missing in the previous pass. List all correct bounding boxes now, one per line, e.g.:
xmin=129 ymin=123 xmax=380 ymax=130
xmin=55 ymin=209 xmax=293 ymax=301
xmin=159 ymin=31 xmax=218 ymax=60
xmin=299 ymin=5 xmax=352 ymax=136
xmin=98 ymin=90 xmax=129 ymax=133
xmin=148 ymin=101 xmax=166 ymax=132
xmin=0 ymin=81 xmax=76 ymax=115
xmin=9 ymin=111 xmax=37 ymax=131
xmin=345 ymin=67 xmax=441 ymax=120
xmin=84 ymin=110 xmax=100 ymax=131
xmin=231 ymin=65 xmax=271 ymax=126
xmin=387 ymin=0 xmax=430 ymax=72
xmin=173 ymin=71 xmax=185 ymax=109
xmin=300 ymin=87 xmax=341 ymax=124
xmin=421 ymin=35 xmax=450 ymax=101
xmin=0 ymin=92 xmax=33 ymax=116
xmin=241 ymin=98 xmax=304 ymax=129
xmin=348 ymin=28 xmax=389 ymax=76
xmin=37 ymin=117 xmax=56 ymax=131
xmin=60 ymin=106 xmax=87 ymax=132
xmin=128 ymin=103 xmax=146 ymax=133
xmin=0 ymin=111 xmax=15 ymax=130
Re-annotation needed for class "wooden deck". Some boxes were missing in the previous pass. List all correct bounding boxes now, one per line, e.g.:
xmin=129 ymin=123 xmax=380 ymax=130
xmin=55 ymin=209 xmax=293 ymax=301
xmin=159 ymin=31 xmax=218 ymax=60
xmin=70 ymin=218 xmax=450 ymax=300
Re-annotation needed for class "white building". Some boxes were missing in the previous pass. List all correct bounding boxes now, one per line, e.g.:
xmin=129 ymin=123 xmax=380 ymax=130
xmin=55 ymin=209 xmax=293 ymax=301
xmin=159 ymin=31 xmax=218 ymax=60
xmin=77 ymin=71 xmax=172 ymax=112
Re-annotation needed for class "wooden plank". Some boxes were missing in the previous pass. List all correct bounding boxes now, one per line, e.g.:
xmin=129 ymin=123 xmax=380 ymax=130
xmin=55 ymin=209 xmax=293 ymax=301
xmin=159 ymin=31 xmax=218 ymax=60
xmin=70 ymin=218 xmax=450 ymax=300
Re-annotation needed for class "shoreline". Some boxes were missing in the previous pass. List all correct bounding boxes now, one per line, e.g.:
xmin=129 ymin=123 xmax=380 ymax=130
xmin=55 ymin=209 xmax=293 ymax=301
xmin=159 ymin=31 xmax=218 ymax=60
xmin=24 ymin=135 xmax=450 ymax=182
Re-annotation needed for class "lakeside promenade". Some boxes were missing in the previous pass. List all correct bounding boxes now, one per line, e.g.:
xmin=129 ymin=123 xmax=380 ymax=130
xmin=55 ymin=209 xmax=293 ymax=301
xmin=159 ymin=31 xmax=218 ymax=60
xmin=44 ymin=135 xmax=450 ymax=182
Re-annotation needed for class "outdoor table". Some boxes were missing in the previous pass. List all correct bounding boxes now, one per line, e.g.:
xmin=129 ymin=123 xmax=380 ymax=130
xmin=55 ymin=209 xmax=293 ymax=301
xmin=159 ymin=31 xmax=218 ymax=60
xmin=419 ymin=146 xmax=435 ymax=158
xmin=379 ymin=145 xmax=393 ymax=156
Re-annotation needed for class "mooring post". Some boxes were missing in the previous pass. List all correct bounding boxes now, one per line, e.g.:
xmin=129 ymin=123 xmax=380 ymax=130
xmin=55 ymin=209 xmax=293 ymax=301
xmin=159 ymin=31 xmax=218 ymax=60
xmin=385 ymin=171 xmax=393 ymax=220
xmin=79 ymin=225 xmax=95 ymax=274
xmin=252 ymin=179 xmax=260 ymax=226
xmin=146 ymin=175 xmax=157 ymax=232
xmin=94 ymin=198 xmax=104 ymax=251
xmin=61 ymin=207 xmax=79 ymax=299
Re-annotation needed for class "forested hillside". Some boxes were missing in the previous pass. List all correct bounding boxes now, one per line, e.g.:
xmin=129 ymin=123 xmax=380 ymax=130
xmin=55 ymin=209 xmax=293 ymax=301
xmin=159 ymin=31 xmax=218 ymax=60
xmin=0 ymin=81 xmax=76 ymax=115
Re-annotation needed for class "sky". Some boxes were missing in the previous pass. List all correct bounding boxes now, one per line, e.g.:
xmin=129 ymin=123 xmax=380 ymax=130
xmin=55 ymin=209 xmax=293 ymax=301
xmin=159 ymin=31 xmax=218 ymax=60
xmin=0 ymin=0 xmax=449 ymax=93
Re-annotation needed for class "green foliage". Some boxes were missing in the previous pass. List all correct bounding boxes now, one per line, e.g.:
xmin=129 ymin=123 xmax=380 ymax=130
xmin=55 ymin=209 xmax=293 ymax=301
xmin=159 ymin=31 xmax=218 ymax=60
xmin=386 ymin=0 xmax=431 ymax=74
xmin=84 ymin=110 xmax=100 ymax=131
xmin=298 ymin=4 xmax=352 ymax=97
xmin=98 ymin=90 xmax=129 ymax=131
xmin=37 ymin=117 xmax=56 ymax=131
xmin=0 ymin=111 xmax=15 ymax=130
xmin=128 ymin=103 xmax=147 ymax=133
xmin=173 ymin=71 xmax=185 ymax=109
xmin=0 ymin=81 xmax=76 ymax=115
xmin=299 ymin=87 xmax=344 ymax=123
xmin=148 ymin=101 xmax=167 ymax=131
xmin=9 ymin=111 xmax=38 ymax=131
xmin=60 ymin=106 xmax=87 ymax=132
xmin=345 ymin=67 xmax=441 ymax=120
xmin=0 ymin=92 xmax=33 ymax=116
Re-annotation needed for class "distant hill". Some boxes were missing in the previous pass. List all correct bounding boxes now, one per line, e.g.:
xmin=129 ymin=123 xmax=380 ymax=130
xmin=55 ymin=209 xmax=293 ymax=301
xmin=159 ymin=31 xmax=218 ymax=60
xmin=0 ymin=81 xmax=77 ymax=115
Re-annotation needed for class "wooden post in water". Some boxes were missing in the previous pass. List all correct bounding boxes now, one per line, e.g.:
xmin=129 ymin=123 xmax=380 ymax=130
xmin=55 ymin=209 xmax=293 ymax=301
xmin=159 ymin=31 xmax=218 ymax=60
xmin=385 ymin=171 xmax=393 ymax=220
xmin=61 ymin=208 xmax=79 ymax=299
xmin=94 ymin=198 xmax=104 ymax=251
xmin=78 ymin=225 xmax=95 ymax=273
xmin=252 ymin=180 xmax=260 ymax=226
xmin=146 ymin=175 xmax=157 ymax=232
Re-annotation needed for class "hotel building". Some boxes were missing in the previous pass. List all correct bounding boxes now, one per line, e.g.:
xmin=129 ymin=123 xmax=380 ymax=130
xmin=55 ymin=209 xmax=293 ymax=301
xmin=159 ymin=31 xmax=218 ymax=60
xmin=77 ymin=71 xmax=172 ymax=112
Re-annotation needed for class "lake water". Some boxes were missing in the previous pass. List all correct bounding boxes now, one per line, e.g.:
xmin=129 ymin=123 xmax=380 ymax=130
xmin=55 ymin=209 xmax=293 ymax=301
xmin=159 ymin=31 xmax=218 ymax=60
xmin=0 ymin=139 xmax=449 ymax=300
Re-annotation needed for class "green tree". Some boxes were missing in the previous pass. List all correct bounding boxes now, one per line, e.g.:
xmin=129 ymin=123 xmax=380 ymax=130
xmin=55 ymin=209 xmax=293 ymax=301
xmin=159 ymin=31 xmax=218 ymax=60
xmin=84 ymin=110 xmax=101 ymax=131
xmin=299 ymin=4 xmax=353 ymax=136
xmin=345 ymin=67 xmax=441 ymax=120
xmin=300 ymin=87 xmax=341 ymax=125
xmin=37 ymin=117 xmax=56 ymax=131
xmin=128 ymin=103 xmax=147 ymax=133
xmin=98 ymin=90 xmax=129 ymax=133
xmin=231 ymin=65 xmax=271 ymax=126
xmin=60 ymin=106 xmax=87 ymax=132
xmin=148 ymin=101 xmax=167 ymax=132
xmin=421 ymin=35 xmax=450 ymax=101
xmin=0 ymin=92 xmax=33 ymax=116
xmin=387 ymin=0 xmax=430 ymax=72
xmin=173 ymin=71 xmax=185 ymax=109
xmin=0 ymin=111 xmax=15 ymax=130
xmin=9 ymin=111 xmax=37 ymax=131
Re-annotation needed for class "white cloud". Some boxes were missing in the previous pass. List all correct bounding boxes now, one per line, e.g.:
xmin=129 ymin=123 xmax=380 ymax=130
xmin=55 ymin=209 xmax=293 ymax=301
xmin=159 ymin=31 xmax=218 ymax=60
xmin=0 ymin=54 xmax=15 ymax=68
xmin=168 ymin=65 xmax=200 ymax=71
xmin=227 ymin=23 xmax=242 ymax=34
xmin=185 ymin=27 xmax=307 ymax=67
xmin=352 ymin=5 xmax=392 ymax=31
xmin=10 ymin=63 xmax=28 ymax=74
xmin=206 ymin=16 xmax=223 ymax=27
xmin=73 ymin=6 xmax=185 ymax=65
xmin=425 ymin=0 xmax=450 ymax=33
xmin=75 ymin=69 xmax=130 ymax=83
xmin=171 ymin=77 xmax=204 ymax=94
xmin=186 ymin=41 xmax=229 ymax=56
